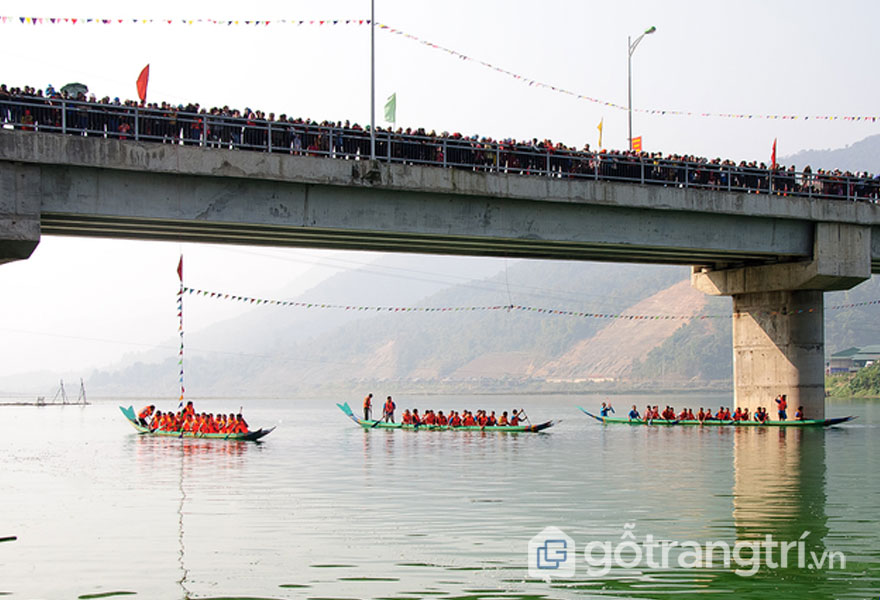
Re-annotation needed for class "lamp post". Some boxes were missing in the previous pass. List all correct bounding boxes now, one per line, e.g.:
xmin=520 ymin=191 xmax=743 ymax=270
xmin=627 ymin=25 xmax=656 ymax=151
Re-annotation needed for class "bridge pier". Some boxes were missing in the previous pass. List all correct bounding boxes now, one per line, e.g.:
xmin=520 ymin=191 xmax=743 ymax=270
xmin=693 ymin=223 xmax=871 ymax=420
xmin=0 ymin=162 xmax=40 ymax=264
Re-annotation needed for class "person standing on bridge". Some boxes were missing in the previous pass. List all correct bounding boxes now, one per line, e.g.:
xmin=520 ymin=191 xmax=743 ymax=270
xmin=363 ymin=393 xmax=373 ymax=421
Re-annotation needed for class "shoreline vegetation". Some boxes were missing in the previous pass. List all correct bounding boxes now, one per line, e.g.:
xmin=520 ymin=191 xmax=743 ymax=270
xmin=826 ymin=362 xmax=880 ymax=398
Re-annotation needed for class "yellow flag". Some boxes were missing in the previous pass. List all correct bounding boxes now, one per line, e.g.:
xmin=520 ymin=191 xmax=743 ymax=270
xmin=597 ymin=118 xmax=603 ymax=149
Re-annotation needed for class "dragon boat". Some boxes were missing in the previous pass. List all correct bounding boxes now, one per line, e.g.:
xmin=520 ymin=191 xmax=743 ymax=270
xmin=119 ymin=405 xmax=275 ymax=442
xmin=338 ymin=402 xmax=555 ymax=432
xmin=577 ymin=406 xmax=855 ymax=428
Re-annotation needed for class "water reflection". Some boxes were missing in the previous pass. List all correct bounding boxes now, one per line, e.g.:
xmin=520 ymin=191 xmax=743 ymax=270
xmin=730 ymin=427 xmax=834 ymax=598
xmin=129 ymin=436 xmax=256 ymax=599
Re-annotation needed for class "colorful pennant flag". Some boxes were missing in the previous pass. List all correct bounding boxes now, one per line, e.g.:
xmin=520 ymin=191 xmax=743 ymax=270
xmin=136 ymin=64 xmax=149 ymax=103
xmin=384 ymin=92 xmax=396 ymax=125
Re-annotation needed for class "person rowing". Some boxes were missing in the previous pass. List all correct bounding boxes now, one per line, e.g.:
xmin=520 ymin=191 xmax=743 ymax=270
xmin=754 ymin=406 xmax=770 ymax=423
xmin=794 ymin=405 xmax=805 ymax=420
xmin=600 ymin=401 xmax=615 ymax=417
xmin=137 ymin=404 xmax=155 ymax=427
xmin=627 ymin=405 xmax=641 ymax=422
xmin=509 ymin=409 xmax=524 ymax=426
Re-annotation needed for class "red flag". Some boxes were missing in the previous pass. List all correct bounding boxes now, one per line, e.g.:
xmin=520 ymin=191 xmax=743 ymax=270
xmin=136 ymin=64 xmax=150 ymax=102
xmin=631 ymin=136 xmax=643 ymax=152
xmin=177 ymin=255 xmax=183 ymax=282
xmin=771 ymin=138 xmax=777 ymax=169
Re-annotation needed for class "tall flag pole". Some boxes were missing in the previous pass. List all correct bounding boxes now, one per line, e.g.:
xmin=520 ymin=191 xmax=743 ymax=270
xmin=369 ymin=0 xmax=376 ymax=159
xmin=177 ymin=254 xmax=184 ymax=408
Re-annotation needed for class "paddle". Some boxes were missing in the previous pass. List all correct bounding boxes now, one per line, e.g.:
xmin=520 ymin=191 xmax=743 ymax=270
xmin=371 ymin=411 xmax=391 ymax=428
xmin=0 ymin=536 xmax=16 ymax=543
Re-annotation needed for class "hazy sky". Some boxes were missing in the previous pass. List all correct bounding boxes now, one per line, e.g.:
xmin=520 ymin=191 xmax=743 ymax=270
xmin=1 ymin=0 xmax=878 ymax=384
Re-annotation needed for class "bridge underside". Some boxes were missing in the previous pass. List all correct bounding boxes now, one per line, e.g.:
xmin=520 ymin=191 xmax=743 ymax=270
xmin=41 ymin=212 xmax=800 ymax=267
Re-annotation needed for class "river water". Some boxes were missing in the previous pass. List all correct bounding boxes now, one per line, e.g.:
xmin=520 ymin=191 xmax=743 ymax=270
xmin=1 ymin=393 xmax=877 ymax=599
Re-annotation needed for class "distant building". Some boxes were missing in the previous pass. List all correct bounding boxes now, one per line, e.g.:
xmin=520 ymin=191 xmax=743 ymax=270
xmin=828 ymin=345 xmax=880 ymax=374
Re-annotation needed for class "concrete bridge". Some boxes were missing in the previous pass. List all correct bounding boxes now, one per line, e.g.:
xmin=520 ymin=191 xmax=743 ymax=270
xmin=2 ymin=129 xmax=879 ymax=418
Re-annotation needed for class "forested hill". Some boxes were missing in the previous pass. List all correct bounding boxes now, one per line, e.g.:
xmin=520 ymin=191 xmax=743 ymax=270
xmin=89 ymin=260 xmax=705 ymax=396
xmin=782 ymin=134 xmax=880 ymax=173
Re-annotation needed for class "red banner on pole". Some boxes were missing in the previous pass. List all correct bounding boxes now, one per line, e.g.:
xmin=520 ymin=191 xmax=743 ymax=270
xmin=136 ymin=64 xmax=149 ymax=102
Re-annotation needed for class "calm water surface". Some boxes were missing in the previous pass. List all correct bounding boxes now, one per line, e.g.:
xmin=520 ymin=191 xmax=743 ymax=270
xmin=1 ymin=393 xmax=878 ymax=599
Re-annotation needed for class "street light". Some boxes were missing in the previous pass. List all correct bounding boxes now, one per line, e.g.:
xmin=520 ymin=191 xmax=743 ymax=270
xmin=627 ymin=25 xmax=656 ymax=151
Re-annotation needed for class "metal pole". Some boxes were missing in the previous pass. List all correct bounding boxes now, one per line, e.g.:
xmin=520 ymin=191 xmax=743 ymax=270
xmin=627 ymin=35 xmax=632 ymax=151
xmin=370 ymin=0 xmax=376 ymax=160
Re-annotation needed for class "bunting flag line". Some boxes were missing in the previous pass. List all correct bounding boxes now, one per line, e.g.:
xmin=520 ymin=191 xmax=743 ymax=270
xmin=3 ymin=15 xmax=877 ymax=122
xmin=0 ymin=16 xmax=371 ymax=26
xmin=180 ymin=286 xmax=880 ymax=321
xmin=372 ymin=22 xmax=880 ymax=123
xmin=180 ymin=286 xmax=723 ymax=320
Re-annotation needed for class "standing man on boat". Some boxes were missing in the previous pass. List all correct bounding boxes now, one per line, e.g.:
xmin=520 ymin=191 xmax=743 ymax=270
xmin=383 ymin=396 xmax=396 ymax=423
xmin=775 ymin=394 xmax=788 ymax=421
xmin=600 ymin=401 xmax=615 ymax=417
xmin=363 ymin=393 xmax=373 ymax=421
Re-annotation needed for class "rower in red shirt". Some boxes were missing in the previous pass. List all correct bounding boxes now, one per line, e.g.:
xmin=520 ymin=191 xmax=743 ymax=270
xmin=137 ymin=405 xmax=155 ymax=427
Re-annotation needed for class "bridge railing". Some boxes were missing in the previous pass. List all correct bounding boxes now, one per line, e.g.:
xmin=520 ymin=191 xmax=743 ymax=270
xmin=2 ymin=96 xmax=878 ymax=204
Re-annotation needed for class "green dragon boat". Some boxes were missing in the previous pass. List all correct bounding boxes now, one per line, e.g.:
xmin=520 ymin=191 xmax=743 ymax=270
xmin=337 ymin=402 xmax=555 ymax=432
xmin=119 ymin=405 xmax=275 ymax=442
xmin=577 ymin=406 xmax=855 ymax=428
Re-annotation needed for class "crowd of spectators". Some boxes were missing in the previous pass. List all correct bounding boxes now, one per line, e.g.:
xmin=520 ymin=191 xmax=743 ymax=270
xmin=1 ymin=82 xmax=878 ymax=202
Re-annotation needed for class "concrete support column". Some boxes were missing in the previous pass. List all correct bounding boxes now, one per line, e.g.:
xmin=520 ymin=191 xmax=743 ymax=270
xmin=693 ymin=222 xmax=873 ymax=422
xmin=731 ymin=289 xmax=825 ymax=419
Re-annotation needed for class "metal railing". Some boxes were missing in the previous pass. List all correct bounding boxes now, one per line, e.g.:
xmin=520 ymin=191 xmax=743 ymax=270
xmin=2 ymin=96 xmax=878 ymax=203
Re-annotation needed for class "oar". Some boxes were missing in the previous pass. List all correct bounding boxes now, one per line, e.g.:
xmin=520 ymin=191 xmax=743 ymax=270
xmin=0 ymin=536 xmax=17 ymax=543
xmin=371 ymin=412 xmax=391 ymax=428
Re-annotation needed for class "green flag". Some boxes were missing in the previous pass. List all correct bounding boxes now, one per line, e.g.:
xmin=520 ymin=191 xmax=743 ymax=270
xmin=384 ymin=92 xmax=396 ymax=124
